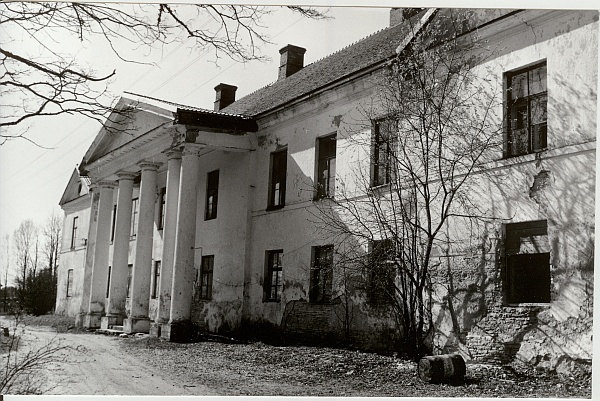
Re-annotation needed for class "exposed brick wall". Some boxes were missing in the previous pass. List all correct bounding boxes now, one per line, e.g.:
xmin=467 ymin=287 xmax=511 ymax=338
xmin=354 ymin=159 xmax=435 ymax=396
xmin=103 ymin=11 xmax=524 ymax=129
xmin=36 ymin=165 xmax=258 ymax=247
xmin=466 ymin=306 xmax=540 ymax=364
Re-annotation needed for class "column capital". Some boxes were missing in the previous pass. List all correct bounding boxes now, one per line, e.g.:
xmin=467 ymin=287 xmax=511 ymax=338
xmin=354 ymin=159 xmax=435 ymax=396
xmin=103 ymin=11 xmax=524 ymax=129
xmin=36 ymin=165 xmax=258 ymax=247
xmin=180 ymin=143 xmax=205 ymax=157
xmin=138 ymin=161 xmax=162 ymax=171
xmin=89 ymin=180 xmax=116 ymax=190
xmin=116 ymin=171 xmax=138 ymax=181
xmin=163 ymin=149 xmax=182 ymax=160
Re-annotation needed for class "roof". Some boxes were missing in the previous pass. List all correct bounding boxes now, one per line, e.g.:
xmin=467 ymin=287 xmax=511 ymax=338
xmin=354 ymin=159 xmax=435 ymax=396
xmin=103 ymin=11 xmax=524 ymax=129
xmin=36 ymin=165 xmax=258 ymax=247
xmin=221 ymin=11 xmax=424 ymax=117
xmin=221 ymin=8 xmax=517 ymax=118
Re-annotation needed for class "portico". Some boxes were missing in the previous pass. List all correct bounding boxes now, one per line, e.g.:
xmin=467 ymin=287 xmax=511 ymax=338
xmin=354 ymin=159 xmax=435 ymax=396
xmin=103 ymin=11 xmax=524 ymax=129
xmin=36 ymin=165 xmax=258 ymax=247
xmin=76 ymin=96 xmax=257 ymax=334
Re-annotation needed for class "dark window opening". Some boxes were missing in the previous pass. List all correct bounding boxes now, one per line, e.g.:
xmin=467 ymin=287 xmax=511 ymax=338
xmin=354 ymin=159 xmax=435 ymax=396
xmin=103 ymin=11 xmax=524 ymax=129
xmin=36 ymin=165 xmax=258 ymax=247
xmin=106 ymin=266 xmax=111 ymax=298
xmin=368 ymin=239 xmax=396 ymax=305
xmin=110 ymin=205 xmax=117 ymax=242
xmin=158 ymin=188 xmax=166 ymax=230
xmin=506 ymin=62 xmax=547 ymax=157
xmin=265 ymin=250 xmax=283 ymax=302
xmin=371 ymin=119 xmax=397 ymax=187
xmin=268 ymin=149 xmax=287 ymax=210
xmin=205 ymin=170 xmax=219 ymax=220
xmin=310 ymin=245 xmax=334 ymax=303
xmin=198 ymin=255 xmax=214 ymax=300
xmin=316 ymin=135 xmax=337 ymax=199
xmin=504 ymin=220 xmax=550 ymax=304
xmin=70 ymin=216 xmax=78 ymax=249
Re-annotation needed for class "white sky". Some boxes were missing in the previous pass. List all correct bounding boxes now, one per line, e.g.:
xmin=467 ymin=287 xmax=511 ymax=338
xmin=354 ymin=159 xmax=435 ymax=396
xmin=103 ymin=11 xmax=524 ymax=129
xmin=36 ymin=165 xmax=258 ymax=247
xmin=0 ymin=0 xmax=597 ymax=271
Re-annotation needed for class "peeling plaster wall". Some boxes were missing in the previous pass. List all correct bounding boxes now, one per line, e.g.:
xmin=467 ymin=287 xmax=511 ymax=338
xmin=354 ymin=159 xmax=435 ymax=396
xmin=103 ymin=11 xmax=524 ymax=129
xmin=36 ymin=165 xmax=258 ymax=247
xmin=188 ymin=151 xmax=253 ymax=333
xmin=241 ymin=9 xmax=596 ymax=368
xmin=242 ymin=73 xmax=403 ymax=349
xmin=56 ymin=197 xmax=91 ymax=316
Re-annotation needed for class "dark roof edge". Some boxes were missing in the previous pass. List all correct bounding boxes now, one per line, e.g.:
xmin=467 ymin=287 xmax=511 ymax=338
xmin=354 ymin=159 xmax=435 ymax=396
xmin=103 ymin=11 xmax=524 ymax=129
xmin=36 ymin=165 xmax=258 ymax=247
xmin=176 ymin=108 xmax=258 ymax=133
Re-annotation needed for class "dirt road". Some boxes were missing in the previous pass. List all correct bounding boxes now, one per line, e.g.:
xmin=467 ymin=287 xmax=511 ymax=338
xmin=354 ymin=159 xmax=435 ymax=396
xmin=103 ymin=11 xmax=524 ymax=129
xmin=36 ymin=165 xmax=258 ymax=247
xmin=1 ymin=318 xmax=218 ymax=396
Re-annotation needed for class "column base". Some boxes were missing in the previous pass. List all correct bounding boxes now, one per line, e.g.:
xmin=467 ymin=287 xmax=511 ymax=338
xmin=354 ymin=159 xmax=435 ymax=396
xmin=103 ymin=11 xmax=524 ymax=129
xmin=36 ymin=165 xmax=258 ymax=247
xmin=75 ymin=312 xmax=86 ymax=328
xmin=149 ymin=322 xmax=163 ymax=338
xmin=83 ymin=313 xmax=102 ymax=329
xmin=162 ymin=321 xmax=197 ymax=342
xmin=101 ymin=315 xmax=124 ymax=330
xmin=123 ymin=317 xmax=151 ymax=333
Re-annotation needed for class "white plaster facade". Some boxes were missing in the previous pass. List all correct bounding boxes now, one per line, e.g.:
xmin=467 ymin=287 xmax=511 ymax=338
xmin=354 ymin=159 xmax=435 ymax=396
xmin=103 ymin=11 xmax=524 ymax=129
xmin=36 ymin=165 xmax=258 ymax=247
xmin=55 ymin=8 xmax=596 ymax=371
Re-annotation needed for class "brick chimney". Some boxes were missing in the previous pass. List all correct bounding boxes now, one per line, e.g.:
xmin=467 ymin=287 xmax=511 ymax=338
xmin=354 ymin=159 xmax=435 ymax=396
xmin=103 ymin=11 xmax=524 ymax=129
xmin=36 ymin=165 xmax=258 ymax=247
xmin=390 ymin=8 xmax=423 ymax=27
xmin=214 ymin=83 xmax=237 ymax=111
xmin=278 ymin=44 xmax=306 ymax=81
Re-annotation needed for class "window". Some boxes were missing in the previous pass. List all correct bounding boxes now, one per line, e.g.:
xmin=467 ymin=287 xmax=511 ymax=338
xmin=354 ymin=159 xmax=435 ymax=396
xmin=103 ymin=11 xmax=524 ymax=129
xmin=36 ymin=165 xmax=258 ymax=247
xmin=106 ymin=266 xmax=111 ymax=298
xmin=151 ymin=261 xmax=161 ymax=299
xmin=316 ymin=135 xmax=337 ymax=199
xmin=268 ymin=149 xmax=287 ymax=210
xmin=130 ymin=198 xmax=139 ymax=237
xmin=506 ymin=62 xmax=547 ymax=157
xmin=310 ymin=245 xmax=334 ymax=303
xmin=70 ymin=216 xmax=78 ymax=249
xmin=110 ymin=205 xmax=117 ymax=242
xmin=368 ymin=239 xmax=396 ymax=305
xmin=371 ymin=118 xmax=397 ymax=187
xmin=158 ymin=188 xmax=166 ymax=230
xmin=126 ymin=264 xmax=133 ymax=298
xmin=198 ymin=256 xmax=214 ymax=300
xmin=265 ymin=250 xmax=283 ymax=301
xmin=66 ymin=269 xmax=74 ymax=297
xmin=504 ymin=220 xmax=550 ymax=304
xmin=205 ymin=170 xmax=219 ymax=220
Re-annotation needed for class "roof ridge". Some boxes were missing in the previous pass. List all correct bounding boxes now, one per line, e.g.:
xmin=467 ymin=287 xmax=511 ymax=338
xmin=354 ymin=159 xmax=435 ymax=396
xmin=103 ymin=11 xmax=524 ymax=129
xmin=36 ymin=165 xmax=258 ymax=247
xmin=304 ymin=26 xmax=390 ymax=68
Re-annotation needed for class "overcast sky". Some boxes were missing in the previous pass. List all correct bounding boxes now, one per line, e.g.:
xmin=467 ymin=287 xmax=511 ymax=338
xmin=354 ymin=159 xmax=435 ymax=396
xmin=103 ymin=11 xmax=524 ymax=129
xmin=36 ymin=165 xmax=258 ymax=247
xmin=0 ymin=1 xmax=596 ymax=281
xmin=0 ymin=4 xmax=393 ymax=263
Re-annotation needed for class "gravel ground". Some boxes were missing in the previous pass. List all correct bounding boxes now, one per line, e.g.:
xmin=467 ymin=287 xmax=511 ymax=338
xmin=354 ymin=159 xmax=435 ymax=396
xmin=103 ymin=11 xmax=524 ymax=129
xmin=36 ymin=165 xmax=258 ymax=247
xmin=119 ymin=336 xmax=592 ymax=398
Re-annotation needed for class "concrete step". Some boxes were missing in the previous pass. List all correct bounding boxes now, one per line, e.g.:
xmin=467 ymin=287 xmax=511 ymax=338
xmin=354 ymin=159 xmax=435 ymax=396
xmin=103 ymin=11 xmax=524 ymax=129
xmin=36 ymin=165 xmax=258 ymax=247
xmin=111 ymin=325 xmax=124 ymax=331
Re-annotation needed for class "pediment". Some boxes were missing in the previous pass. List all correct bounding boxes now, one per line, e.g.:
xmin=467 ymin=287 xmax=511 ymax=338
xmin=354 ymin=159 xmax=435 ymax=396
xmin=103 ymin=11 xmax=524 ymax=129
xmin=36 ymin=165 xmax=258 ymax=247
xmin=81 ymin=96 xmax=175 ymax=166
xmin=59 ymin=168 xmax=90 ymax=206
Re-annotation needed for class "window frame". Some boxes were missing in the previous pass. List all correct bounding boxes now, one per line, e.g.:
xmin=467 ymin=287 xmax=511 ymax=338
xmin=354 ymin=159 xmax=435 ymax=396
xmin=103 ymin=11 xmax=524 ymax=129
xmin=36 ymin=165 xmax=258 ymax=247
xmin=70 ymin=216 xmax=78 ymax=249
xmin=198 ymin=255 xmax=214 ymax=300
xmin=367 ymin=238 xmax=396 ymax=305
xmin=503 ymin=220 xmax=551 ymax=305
xmin=267 ymin=148 xmax=287 ymax=210
xmin=264 ymin=250 xmax=283 ymax=302
xmin=310 ymin=245 xmax=334 ymax=303
xmin=126 ymin=264 xmax=133 ymax=298
xmin=66 ymin=269 xmax=74 ymax=297
xmin=315 ymin=134 xmax=337 ymax=199
xmin=505 ymin=61 xmax=547 ymax=158
xmin=130 ymin=198 xmax=139 ymax=238
xmin=151 ymin=261 xmax=161 ymax=299
xmin=205 ymin=170 xmax=219 ymax=220
xmin=371 ymin=118 xmax=398 ymax=187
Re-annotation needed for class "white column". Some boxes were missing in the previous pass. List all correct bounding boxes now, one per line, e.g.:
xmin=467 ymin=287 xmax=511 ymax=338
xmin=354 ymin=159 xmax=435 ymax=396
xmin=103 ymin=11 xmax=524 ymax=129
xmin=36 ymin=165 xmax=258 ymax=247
xmin=165 ymin=144 xmax=203 ymax=341
xmin=125 ymin=162 xmax=161 ymax=333
xmin=77 ymin=189 xmax=98 ymax=327
xmin=83 ymin=182 xmax=116 ymax=328
xmin=153 ymin=151 xmax=181 ymax=334
xmin=104 ymin=172 xmax=136 ymax=326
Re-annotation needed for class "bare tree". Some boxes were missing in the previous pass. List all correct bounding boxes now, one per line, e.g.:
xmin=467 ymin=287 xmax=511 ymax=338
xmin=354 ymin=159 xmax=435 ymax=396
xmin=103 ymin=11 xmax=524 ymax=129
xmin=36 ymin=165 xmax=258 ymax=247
xmin=0 ymin=3 xmax=327 ymax=144
xmin=315 ymin=9 xmax=503 ymax=358
xmin=42 ymin=212 xmax=62 ymax=284
xmin=13 ymin=220 xmax=38 ymax=309
xmin=0 ymin=234 xmax=9 ymax=311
